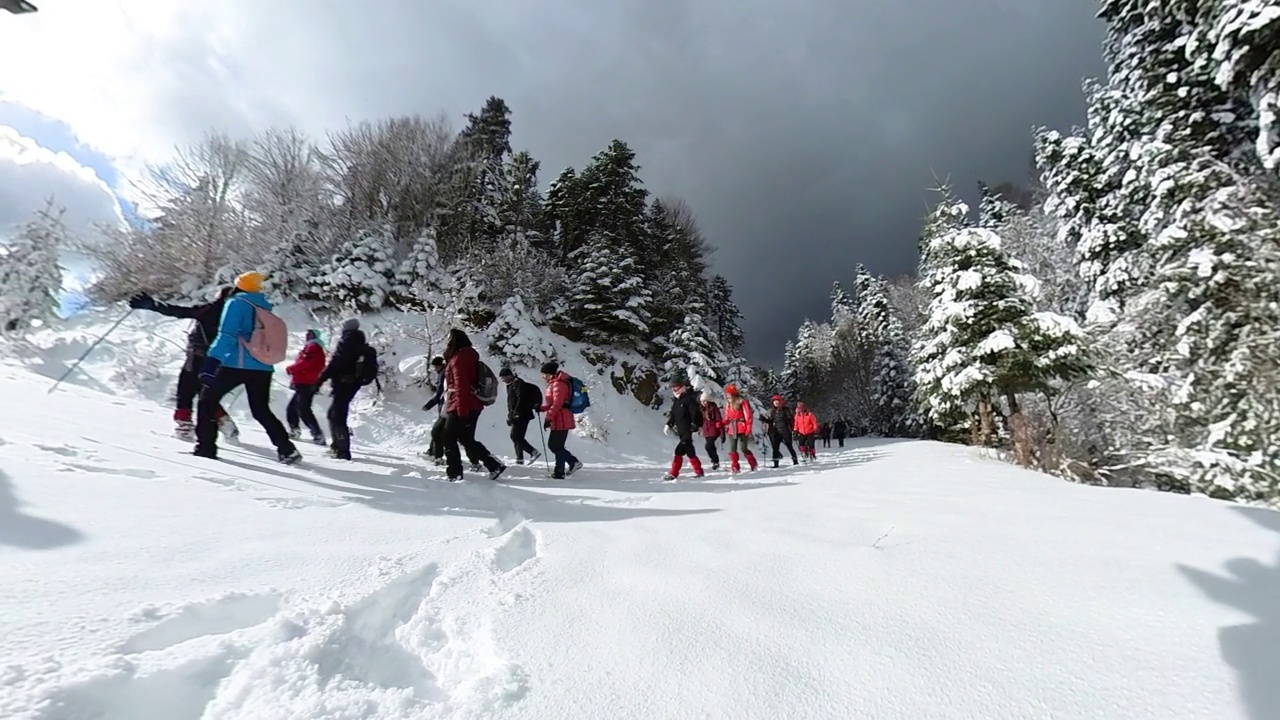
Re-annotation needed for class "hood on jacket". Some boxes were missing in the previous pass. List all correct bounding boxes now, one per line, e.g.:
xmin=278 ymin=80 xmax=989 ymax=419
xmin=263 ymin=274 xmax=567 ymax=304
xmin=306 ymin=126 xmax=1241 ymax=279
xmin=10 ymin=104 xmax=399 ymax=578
xmin=305 ymin=328 xmax=323 ymax=345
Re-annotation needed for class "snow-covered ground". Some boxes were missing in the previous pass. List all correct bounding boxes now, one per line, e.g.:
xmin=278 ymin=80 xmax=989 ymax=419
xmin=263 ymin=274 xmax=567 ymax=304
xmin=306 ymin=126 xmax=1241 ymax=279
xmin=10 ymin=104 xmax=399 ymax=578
xmin=1 ymin=309 xmax=1278 ymax=719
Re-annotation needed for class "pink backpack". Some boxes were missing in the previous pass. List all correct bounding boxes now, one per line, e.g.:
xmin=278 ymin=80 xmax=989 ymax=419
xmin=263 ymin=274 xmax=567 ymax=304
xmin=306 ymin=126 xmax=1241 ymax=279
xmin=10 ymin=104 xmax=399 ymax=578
xmin=238 ymin=300 xmax=288 ymax=365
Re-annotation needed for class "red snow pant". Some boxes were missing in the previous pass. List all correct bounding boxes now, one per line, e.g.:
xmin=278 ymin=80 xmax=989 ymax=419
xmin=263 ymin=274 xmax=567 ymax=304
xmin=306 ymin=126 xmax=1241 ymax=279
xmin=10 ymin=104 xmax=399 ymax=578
xmin=669 ymin=436 xmax=704 ymax=478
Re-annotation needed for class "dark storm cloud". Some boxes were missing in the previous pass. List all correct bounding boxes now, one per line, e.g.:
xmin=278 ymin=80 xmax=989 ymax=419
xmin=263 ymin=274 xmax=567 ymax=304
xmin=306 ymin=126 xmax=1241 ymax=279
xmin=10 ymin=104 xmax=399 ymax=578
xmin=146 ymin=0 xmax=1108 ymax=363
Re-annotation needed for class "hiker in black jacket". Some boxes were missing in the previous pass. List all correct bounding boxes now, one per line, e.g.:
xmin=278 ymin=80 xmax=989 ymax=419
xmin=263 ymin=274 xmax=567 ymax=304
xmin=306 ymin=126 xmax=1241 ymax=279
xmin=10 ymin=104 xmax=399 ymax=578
xmin=833 ymin=419 xmax=848 ymax=447
xmin=499 ymin=367 xmax=542 ymax=464
xmin=662 ymin=371 xmax=705 ymax=480
xmin=316 ymin=318 xmax=376 ymax=460
xmin=421 ymin=356 xmax=447 ymax=465
xmin=128 ymin=287 xmax=240 ymax=442
xmin=761 ymin=394 xmax=799 ymax=468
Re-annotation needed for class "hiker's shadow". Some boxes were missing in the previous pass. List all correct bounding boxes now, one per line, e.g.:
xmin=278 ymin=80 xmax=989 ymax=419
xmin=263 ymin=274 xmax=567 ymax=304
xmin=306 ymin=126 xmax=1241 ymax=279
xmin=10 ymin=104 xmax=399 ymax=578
xmin=1177 ymin=506 xmax=1280 ymax=720
xmin=0 ymin=469 xmax=85 ymax=550
xmin=217 ymin=447 xmax=723 ymax=525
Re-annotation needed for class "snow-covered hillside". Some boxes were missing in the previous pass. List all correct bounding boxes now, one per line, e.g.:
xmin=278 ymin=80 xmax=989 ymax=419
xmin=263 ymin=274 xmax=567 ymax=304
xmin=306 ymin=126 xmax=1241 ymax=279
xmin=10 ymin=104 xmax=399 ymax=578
xmin=1 ymin=311 xmax=1278 ymax=719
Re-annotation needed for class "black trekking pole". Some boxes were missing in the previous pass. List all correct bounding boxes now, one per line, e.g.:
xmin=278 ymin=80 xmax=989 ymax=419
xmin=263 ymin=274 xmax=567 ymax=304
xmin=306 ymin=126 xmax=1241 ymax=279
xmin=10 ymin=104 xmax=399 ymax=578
xmin=48 ymin=309 xmax=134 ymax=394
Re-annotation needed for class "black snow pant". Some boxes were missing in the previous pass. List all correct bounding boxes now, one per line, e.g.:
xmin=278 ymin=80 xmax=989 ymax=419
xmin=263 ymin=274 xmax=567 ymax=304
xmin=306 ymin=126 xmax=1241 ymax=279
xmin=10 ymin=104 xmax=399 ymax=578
xmin=195 ymin=368 xmax=295 ymax=458
xmin=444 ymin=410 xmax=501 ymax=480
xmin=703 ymin=435 xmax=721 ymax=467
xmin=327 ymin=382 xmax=360 ymax=459
xmin=797 ymin=433 xmax=816 ymax=457
xmin=769 ymin=433 xmax=798 ymax=466
xmin=428 ymin=414 xmax=446 ymax=459
xmin=174 ymin=363 xmax=226 ymax=422
xmin=821 ymin=435 xmax=830 ymax=448
xmin=286 ymin=383 xmax=323 ymax=437
xmin=510 ymin=417 xmax=538 ymax=462
xmin=547 ymin=428 xmax=579 ymax=479
xmin=837 ymin=435 xmax=845 ymax=447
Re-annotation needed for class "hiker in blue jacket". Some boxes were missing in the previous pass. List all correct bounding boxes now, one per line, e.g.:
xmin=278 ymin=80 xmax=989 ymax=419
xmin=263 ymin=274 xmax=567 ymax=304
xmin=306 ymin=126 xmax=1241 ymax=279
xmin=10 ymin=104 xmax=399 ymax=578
xmin=193 ymin=271 xmax=301 ymax=464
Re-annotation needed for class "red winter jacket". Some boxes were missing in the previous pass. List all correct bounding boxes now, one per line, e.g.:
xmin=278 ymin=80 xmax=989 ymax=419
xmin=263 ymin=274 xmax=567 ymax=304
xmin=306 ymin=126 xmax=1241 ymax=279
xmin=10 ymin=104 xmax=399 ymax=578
xmin=541 ymin=371 xmax=576 ymax=431
xmin=723 ymin=397 xmax=754 ymax=436
xmin=701 ymin=401 xmax=722 ymax=438
xmin=286 ymin=341 xmax=325 ymax=385
xmin=445 ymin=345 xmax=483 ymax=415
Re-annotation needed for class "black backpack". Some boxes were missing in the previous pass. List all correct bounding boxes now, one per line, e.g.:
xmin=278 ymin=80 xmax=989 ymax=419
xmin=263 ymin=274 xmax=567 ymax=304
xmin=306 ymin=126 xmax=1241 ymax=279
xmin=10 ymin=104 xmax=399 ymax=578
xmin=521 ymin=380 xmax=543 ymax=413
xmin=474 ymin=359 xmax=498 ymax=406
xmin=352 ymin=345 xmax=380 ymax=387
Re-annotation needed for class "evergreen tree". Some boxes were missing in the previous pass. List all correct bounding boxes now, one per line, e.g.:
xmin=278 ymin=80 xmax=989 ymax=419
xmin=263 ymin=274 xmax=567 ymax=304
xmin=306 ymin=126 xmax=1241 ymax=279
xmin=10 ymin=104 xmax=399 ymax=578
xmin=489 ymin=295 xmax=557 ymax=367
xmin=911 ymin=226 xmax=1091 ymax=460
xmin=559 ymin=240 xmax=653 ymax=349
xmin=314 ymin=225 xmax=397 ymax=311
xmin=0 ymin=202 xmax=65 ymax=333
xmin=706 ymin=275 xmax=746 ymax=355
xmin=392 ymin=226 xmax=449 ymax=310
xmin=663 ymin=312 xmax=723 ymax=392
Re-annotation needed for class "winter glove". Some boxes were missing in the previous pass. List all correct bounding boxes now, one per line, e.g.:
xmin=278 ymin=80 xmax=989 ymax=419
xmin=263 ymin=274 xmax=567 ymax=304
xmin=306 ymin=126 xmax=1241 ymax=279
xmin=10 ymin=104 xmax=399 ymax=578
xmin=663 ymin=424 xmax=671 ymax=436
xmin=198 ymin=357 xmax=221 ymax=387
xmin=127 ymin=293 xmax=155 ymax=310
xmin=507 ymin=418 xmax=513 ymax=426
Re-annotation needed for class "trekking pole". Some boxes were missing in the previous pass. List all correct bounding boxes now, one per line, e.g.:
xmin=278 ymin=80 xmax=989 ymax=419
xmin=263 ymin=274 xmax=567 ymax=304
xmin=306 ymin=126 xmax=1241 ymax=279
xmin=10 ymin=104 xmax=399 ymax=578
xmin=48 ymin=309 xmax=134 ymax=394
xmin=537 ymin=417 xmax=550 ymax=473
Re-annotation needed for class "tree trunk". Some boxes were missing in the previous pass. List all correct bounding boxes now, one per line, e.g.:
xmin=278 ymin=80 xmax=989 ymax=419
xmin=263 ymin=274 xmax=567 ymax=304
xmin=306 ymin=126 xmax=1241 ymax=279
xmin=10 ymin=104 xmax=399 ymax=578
xmin=973 ymin=395 xmax=997 ymax=446
xmin=1006 ymin=390 xmax=1035 ymax=468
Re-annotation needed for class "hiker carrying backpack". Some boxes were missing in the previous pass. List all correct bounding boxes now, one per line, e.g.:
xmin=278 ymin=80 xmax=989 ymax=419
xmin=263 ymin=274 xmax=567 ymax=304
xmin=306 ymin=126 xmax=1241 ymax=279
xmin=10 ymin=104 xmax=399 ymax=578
xmin=193 ymin=271 xmax=301 ymax=464
xmin=317 ymin=317 xmax=377 ymax=461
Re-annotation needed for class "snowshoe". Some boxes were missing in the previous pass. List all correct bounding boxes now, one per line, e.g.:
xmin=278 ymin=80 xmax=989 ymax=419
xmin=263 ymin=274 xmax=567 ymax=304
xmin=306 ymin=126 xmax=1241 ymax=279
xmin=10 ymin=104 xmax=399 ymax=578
xmin=470 ymin=463 xmax=482 ymax=473
xmin=278 ymin=449 xmax=303 ymax=465
xmin=662 ymin=473 xmax=677 ymax=481
xmin=310 ymin=433 xmax=326 ymax=446
xmin=174 ymin=421 xmax=195 ymax=442
xmin=566 ymin=459 xmax=583 ymax=477
xmin=191 ymin=445 xmax=216 ymax=460
xmin=489 ymin=464 xmax=507 ymax=481
xmin=288 ymin=427 xmax=302 ymax=440
xmin=528 ymin=450 xmax=540 ymax=463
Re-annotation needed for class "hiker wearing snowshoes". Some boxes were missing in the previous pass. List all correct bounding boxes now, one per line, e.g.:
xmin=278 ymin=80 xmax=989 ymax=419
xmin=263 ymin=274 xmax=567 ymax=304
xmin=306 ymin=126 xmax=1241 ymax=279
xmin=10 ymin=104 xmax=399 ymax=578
xmin=699 ymin=391 xmax=724 ymax=471
xmin=539 ymin=361 xmax=582 ymax=479
xmin=127 ymin=287 xmax=240 ymax=443
xmin=663 ymin=373 xmax=705 ymax=480
xmin=421 ymin=355 xmax=447 ymax=465
xmin=721 ymin=384 xmax=759 ymax=473
xmin=499 ymin=367 xmax=542 ymax=465
xmin=833 ymin=419 xmax=848 ymax=447
xmin=285 ymin=329 xmax=326 ymax=446
xmin=315 ymin=318 xmax=380 ymax=461
xmin=762 ymin=395 xmax=799 ymax=468
xmin=793 ymin=402 xmax=819 ymax=462
xmin=193 ymin=271 xmax=300 ymax=464
xmin=441 ymin=328 xmax=506 ymax=481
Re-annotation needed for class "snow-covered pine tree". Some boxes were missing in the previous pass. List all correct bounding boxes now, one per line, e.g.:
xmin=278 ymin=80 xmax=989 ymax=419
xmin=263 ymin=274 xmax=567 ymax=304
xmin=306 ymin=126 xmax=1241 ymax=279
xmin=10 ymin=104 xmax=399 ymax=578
xmin=0 ymin=202 xmax=66 ymax=333
xmin=706 ymin=274 xmax=746 ymax=357
xmin=314 ymin=225 xmax=397 ymax=311
xmin=262 ymin=223 xmax=328 ymax=301
xmin=852 ymin=269 xmax=919 ymax=437
xmin=558 ymin=239 xmax=653 ymax=349
xmin=662 ymin=312 xmax=723 ymax=393
xmin=391 ymin=226 xmax=450 ymax=311
xmin=911 ymin=226 xmax=1091 ymax=463
xmin=488 ymin=295 xmax=557 ymax=367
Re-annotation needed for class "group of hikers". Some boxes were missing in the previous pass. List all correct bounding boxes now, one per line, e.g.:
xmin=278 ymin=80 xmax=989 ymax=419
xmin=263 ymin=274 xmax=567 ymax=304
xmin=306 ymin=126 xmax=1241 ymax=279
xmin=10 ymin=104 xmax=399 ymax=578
xmin=660 ymin=370 xmax=828 ymax=480
xmin=128 ymin=270 xmax=839 ymax=482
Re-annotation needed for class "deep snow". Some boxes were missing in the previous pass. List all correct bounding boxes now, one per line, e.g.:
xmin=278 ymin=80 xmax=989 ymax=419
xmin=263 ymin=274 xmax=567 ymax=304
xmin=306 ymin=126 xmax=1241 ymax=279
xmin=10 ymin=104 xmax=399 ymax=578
xmin=0 ymin=308 xmax=1278 ymax=719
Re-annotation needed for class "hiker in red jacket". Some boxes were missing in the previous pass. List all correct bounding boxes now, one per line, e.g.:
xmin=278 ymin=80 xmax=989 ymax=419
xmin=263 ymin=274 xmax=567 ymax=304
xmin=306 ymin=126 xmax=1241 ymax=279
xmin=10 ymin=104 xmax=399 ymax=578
xmin=539 ymin=360 xmax=582 ymax=479
xmin=721 ymin=384 xmax=759 ymax=474
xmin=442 ymin=328 xmax=505 ymax=481
xmin=793 ymin=402 xmax=819 ymax=462
xmin=285 ymin=328 xmax=326 ymax=445
xmin=700 ymin=391 xmax=724 ymax=471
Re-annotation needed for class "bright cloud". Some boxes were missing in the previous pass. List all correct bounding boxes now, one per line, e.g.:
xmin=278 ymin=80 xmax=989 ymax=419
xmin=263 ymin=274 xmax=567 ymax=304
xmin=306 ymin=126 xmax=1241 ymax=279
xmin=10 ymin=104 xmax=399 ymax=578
xmin=0 ymin=125 xmax=124 ymax=238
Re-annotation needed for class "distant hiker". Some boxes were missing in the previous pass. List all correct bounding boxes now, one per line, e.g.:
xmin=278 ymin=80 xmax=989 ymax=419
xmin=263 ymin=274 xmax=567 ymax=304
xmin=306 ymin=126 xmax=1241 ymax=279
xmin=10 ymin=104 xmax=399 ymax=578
xmin=793 ymin=402 xmax=819 ymax=462
xmin=819 ymin=422 xmax=831 ymax=448
xmin=421 ymin=355 xmax=447 ymax=465
xmin=700 ymin=391 xmax=723 ymax=471
xmin=539 ymin=360 xmax=582 ymax=479
xmin=833 ymin=419 xmax=848 ymax=447
xmin=441 ymin=328 xmax=506 ymax=481
xmin=499 ymin=367 xmax=542 ymax=465
xmin=721 ymin=384 xmax=759 ymax=474
xmin=285 ymin=328 xmax=326 ymax=445
xmin=662 ymin=372 xmax=704 ymax=480
xmin=193 ymin=271 xmax=299 ymax=463
xmin=316 ymin=318 xmax=378 ymax=460
xmin=761 ymin=395 xmax=799 ymax=468
xmin=128 ymin=287 xmax=240 ymax=443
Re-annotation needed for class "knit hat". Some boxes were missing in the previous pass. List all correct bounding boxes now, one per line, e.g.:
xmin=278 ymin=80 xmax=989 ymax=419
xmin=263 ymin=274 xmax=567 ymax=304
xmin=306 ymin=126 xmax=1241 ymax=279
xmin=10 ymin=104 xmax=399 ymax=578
xmin=498 ymin=367 xmax=514 ymax=378
xmin=724 ymin=384 xmax=739 ymax=396
xmin=700 ymin=391 xmax=712 ymax=403
xmin=342 ymin=317 xmax=360 ymax=331
xmin=234 ymin=271 xmax=266 ymax=293
xmin=305 ymin=328 xmax=321 ymax=343
xmin=430 ymin=355 xmax=445 ymax=367
xmin=670 ymin=370 xmax=689 ymax=387
xmin=540 ymin=361 xmax=559 ymax=375
xmin=772 ymin=395 xmax=784 ymax=403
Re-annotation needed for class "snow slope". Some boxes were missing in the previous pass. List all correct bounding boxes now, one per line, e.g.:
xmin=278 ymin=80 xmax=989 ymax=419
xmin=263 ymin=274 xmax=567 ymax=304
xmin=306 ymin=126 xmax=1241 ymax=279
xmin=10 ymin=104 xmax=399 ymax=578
xmin=1 ymin=312 xmax=1279 ymax=719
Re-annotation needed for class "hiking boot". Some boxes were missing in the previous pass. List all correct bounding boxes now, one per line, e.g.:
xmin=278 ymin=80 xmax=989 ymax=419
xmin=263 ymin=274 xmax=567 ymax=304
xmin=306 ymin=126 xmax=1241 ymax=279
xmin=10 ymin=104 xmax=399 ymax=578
xmin=288 ymin=427 xmax=302 ymax=440
xmin=566 ymin=459 xmax=582 ymax=476
xmin=192 ymin=445 xmax=216 ymax=459
xmin=310 ymin=432 xmax=326 ymax=446
xmin=528 ymin=450 xmax=540 ymax=463
xmin=489 ymin=464 xmax=507 ymax=481
xmin=174 ymin=420 xmax=195 ymax=442
xmin=218 ymin=417 xmax=240 ymax=444
xmin=278 ymin=449 xmax=302 ymax=465
xmin=662 ymin=473 xmax=677 ymax=481
xmin=470 ymin=463 xmax=482 ymax=473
